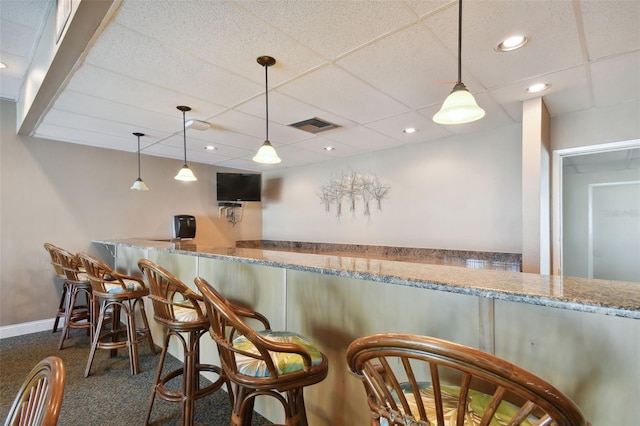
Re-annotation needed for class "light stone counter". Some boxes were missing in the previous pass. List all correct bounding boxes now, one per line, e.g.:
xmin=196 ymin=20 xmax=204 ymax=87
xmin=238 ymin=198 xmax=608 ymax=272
xmin=95 ymin=238 xmax=640 ymax=319
xmin=94 ymin=238 xmax=640 ymax=425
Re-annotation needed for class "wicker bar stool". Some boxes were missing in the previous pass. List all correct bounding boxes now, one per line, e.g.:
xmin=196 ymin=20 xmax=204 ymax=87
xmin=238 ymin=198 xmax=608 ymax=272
xmin=347 ymin=333 xmax=589 ymax=426
xmin=195 ymin=277 xmax=329 ymax=426
xmin=44 ymin=243 xmax=89 ymax=334
xmin=77 ymin=252 xmax=156 ymax=377
xmin=138 ymin=259 xmax=228 ymax=426
xmin=55 ymin=247 xmax=94 ymax=350
xmin=5 ymin=356 xmax=66 ymax=426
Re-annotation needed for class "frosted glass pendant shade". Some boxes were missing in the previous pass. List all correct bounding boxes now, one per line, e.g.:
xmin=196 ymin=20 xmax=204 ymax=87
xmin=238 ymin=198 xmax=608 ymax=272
xmin=175 ymin=165 xmax=197 ymax=181
xmin=253 ymin=141 xmax=281 ymax=164
xmin=433 ymin=84 xmax=485 ymax=125
xmin=130 ymin=178 xmax=149 ymax=190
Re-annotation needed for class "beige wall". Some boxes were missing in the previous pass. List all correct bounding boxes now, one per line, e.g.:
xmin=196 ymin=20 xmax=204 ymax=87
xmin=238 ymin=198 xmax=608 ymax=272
xmin=0 ymin=99 xmax=261 ymax=328
xmin=550 ymin=100 xmax=640 ymax=151
xmin=262 ymin=124 xmax=524 ymax=253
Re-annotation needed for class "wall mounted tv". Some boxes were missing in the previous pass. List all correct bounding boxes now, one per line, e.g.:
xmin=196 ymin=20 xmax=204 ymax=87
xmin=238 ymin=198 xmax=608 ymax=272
xmin=216 ymin=173 xmax=262 ymax=202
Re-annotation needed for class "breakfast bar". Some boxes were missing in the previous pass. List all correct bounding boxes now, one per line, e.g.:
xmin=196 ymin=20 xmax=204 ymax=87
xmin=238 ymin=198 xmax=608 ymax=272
xmin=95 ymin=238 xmax=640 ymax=426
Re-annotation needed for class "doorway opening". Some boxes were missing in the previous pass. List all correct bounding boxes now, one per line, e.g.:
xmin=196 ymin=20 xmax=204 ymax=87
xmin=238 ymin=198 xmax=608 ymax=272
xmin=552 ymin=139 xmax=640 ymax=281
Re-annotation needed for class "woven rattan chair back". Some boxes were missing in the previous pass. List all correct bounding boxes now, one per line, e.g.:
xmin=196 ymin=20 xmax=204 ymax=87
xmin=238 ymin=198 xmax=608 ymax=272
xmin=43 ymin=243 xmax=65 ymax=278
xmin=4 ymin=356 xmax=65 ymax=426
xmin=194 ymin=277 xmax=329 ymax=426
xmin=138 ymin=259 xmax=206 ymax=330
xmin=347 ymin=333 xmax=588 ymax=426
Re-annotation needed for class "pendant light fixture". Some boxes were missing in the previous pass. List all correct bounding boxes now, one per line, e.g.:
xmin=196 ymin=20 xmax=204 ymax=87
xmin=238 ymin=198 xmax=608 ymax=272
xmin=253 ymin=55 xmax=281 ymax=164
xmin=433 ymin=0 xmax=485 ymax=125
xmin=175 ymin=105 xmax=197 ymax=181
xmin=130 ymin=132 xmax=149 ymax=191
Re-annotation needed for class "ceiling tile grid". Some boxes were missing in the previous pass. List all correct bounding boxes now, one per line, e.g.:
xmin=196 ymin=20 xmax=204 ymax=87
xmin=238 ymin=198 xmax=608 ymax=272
xmin=1 ymin=0 xmax=638 ymax=173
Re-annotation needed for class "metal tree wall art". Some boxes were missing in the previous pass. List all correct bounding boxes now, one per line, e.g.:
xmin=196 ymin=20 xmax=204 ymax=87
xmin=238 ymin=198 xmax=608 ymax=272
xmin=317 ymin=169 xmax=390 ymax=217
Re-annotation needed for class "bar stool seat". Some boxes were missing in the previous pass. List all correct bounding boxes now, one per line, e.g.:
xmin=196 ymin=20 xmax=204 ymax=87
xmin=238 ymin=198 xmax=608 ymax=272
xmin=138 ymin=259 xmax=228 ymax=426
xmin=77 ymin=252 xmax=156 ymax=377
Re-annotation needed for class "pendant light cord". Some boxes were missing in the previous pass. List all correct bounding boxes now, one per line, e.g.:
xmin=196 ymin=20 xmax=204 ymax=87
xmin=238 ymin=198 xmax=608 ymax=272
xmin=182 ymin=109 xmax=188 ymax=166
xmin=137 ymin=135 xmax=142 ymax=178
xmin=264 ymin=63 xmax=269 ymax=141
xmin=457 ymin=0 xmax=462 ymax=84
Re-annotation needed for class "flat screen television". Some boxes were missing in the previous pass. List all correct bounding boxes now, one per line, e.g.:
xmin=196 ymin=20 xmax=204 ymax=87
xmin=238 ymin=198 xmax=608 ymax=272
xmin=216 ymin=173 xmax=262 ymax=202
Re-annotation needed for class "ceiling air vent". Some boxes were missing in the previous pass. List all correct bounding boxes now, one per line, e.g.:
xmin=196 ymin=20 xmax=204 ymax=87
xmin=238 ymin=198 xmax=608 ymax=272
xmin=288 ymin=117 xmax=340 ymax=134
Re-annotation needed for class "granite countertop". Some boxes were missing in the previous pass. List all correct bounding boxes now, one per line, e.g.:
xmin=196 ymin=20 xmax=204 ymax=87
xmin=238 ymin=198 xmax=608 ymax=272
xmin=95 ymin=238 xmax=640 ymax=319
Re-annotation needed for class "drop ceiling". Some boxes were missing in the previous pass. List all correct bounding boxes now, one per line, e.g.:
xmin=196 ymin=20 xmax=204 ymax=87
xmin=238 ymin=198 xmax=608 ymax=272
xmin=1 ymin=0 xmax=639 ymax=172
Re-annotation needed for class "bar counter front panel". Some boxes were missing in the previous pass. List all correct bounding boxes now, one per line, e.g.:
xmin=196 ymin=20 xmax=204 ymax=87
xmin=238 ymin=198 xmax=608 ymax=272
xmin=99 ymin=239 xmax=640 ymax=426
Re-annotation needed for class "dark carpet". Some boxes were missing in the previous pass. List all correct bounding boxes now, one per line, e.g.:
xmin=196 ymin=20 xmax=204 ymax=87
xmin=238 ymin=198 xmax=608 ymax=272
xmin=0 ymin=329 xmax=272 ymax=425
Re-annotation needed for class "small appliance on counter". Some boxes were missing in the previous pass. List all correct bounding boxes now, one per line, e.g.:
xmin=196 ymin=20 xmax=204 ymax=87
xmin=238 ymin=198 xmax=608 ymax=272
xmin=173 ymin=215 xmax=196 ymax=240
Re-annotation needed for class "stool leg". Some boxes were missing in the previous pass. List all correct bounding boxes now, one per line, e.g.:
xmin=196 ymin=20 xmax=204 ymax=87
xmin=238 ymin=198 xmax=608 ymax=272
xmin=137 ymin=300 xmax=156 ymax=355
xmin=288 ymin=388 xmax=308 ymax=426
xmin=125 ymin=299 xmax=140 ymax=375
xmin=85 ymin=299 xmax=107 ymax=378
xmin=110 ymin=305 xmax=122 ymax=358
xmin=57 ymin=283 xmax=73 ymax=350
xmin=182 ymin=330 xmax=200 ymax=426
xmin=232 ymin=387 xmax=255 ymax=426
xmin=52 ymin=283 xmax=68 ymax=333
xmin=145 ymin=331 xmax=171 ymax=425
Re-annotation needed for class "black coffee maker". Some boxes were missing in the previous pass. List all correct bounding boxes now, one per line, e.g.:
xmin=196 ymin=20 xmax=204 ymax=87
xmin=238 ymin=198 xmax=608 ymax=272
xmin=172 ymin=215 xmax=196 ymax=239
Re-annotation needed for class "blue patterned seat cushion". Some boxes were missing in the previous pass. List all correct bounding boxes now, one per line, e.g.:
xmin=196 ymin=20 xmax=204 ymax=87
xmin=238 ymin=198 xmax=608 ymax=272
xmin=379 ymin=382 xmax=538 ymax=426
xmin=104 ymin=278 xmax=143 ymax=294
xmin=172 ymin=300 xmax=206 ymax=322
xmin=232 ymin=330 xmax=323 ymax=377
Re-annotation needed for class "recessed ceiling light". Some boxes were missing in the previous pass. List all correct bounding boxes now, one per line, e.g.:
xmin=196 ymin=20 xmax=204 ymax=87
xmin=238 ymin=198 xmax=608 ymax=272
xmin=403 ymin=127 xmax=418 ymax=134
xmin=496 ymin=35 xmax=529 ymax=52
xmin=0 ymin=62 xmax=7 ymax=69
xmin=204 ymin=145 xmax=216 ymax=150
xmin=526 ymin=83 xmax=550 ymax=93
xmin=324 ymin=146 xmax=335 ymax=151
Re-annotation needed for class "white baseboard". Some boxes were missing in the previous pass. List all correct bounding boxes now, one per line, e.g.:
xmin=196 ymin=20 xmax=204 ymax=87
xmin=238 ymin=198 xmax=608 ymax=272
xmin=0 ymin=318 xmax=60 ymax=339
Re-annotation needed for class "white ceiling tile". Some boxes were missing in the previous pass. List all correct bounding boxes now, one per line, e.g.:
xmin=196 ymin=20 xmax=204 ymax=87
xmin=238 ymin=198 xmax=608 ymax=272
xmin=235 ymin=91 xmax=355 ymax=129
xmin=490 ymin=66 xmax=592 ymax=118
xmin=426 ymin=1 xmax=584 ymax=89
xmin=33 ymin=123 xmax=135 ymax=151
xmin=580 ymin=0 xmax=640 ymax=60
xmin=211 ymin=109 xmax=312 ymax=145
xmin=83 ymin=23 xmax=262 ymax=107
xmin=337 ymin=21 xmax=458 ymax=109
xmin=50 ymin=91 xmax=182 ymax=135
xmin=65 ymin=64 xmax=228 ymax=120
xmin=590 ymin=51 xmax=640 ymax=108
xmin=237 ymin=0 xmax=418 ymax=59
xmin=365 ymin=111 xmax=453 ymax=143
xmin=403 ymin=0 xmax=452 ymax=18
xmin=272 ymin=143 xmax=334 ymax=166
xmin=322 ymin=126 xmax=403 ymax=152
xmin=279 ymin=65 xmax=410 ymax=124
xmin=287 ymin=136 xmax=364 ymax=158
xmin=114 ymin=0 xmax=326 ymax=86
xmin=0 ymin=0 xmax=50 ymax=28
xmin=0 ymin=19 xmax=38 ymax=56
xmin=0 ymin=76 xmax=20 ymax=100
